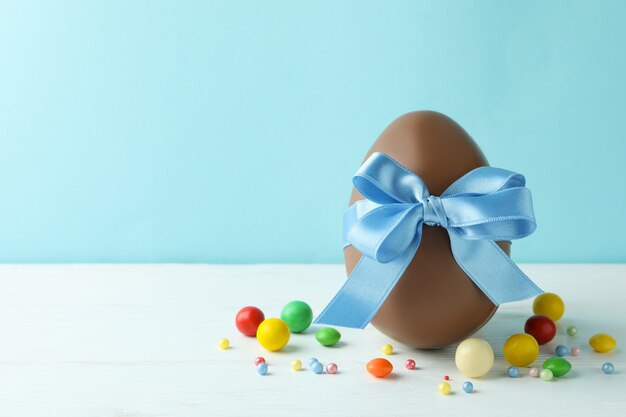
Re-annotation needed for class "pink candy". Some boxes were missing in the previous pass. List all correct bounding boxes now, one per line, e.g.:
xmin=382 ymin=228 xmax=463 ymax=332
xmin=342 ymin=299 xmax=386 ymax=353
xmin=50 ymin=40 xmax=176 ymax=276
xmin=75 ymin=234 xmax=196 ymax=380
xmin=405 ymin=359 xmax=416 ymax=370
xmin=326 ymin=363 xmax=338 ymax=374
xmin=571 ymin=346 xmax=580 ymax=356
xmin=254 ymin=357 xmax=266 ymax=366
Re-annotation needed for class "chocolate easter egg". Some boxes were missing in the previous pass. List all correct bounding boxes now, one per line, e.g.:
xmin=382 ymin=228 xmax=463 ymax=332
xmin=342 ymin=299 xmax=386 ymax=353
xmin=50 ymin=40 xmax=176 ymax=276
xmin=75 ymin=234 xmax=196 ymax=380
xmin=344 ymin=111 xmax=509 ymax=349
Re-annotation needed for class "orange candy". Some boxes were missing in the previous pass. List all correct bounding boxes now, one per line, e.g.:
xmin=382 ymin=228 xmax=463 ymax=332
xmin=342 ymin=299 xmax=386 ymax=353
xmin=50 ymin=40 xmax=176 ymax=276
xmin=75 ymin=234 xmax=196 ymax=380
xmin=366 ymin=358 xmax=393 ymax=378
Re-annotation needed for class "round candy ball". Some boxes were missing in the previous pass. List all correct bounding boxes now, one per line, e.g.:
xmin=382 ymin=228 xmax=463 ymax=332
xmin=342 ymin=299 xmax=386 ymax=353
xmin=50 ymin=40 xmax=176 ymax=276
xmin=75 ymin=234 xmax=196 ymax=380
xmin=405 ymin=359 xmax=416 ymax=370
xmin=533 ymin=293 xmax=565 ymax=321
xmin=366 ymin=358 xmax=393 ymax=378
xmin=438 ymin=382 xmax=451 ymax=395
xmin=555 ymin=344 xmax=569 ymax=357
xmin=315 ymin=327 xmax=341 ymax=346
xmin=326 ymin=363 xmax=338 ymax=374
xmin=280 ymin=300 xmax=313 ymax=333
xmin=540 ymin=368 xmax=553 ymax=381
xmin=235 ymin=306 xmax=265 ymax=337
xmin=455 ymin=338 xmax=494 ymax=378
xmin=589 ymin=333 xmax=617 ymax=353
xmin=291 ymin=359 xmax=302 ymax=371
xmin=381 ymin=343 xmax=393 ymax=355
xmin=253 ymin=357 xmax=265 ymax=366
xmin=218 ymin=338 xmax=230 ymax=350
xmin=503 ymin=333 xmax=539 ymax=367
xmin=256 ymin=362 xmax=268 ymax=376
xmin=256 ymin=318 xmax=291 ymax=351
xmin=307 ymin=358 xmax=319 ymax=367
xmin=571 ymin=346 xmax=580 ymax=356
xmin=311 ymin=361 xmax=324 ymax=374
xmin=524 ymin=315 xmax=556 ymax=345
xmin=602 ymin=362 xmax=615 ymax=374
xmin=507 ymin=366 xmax=520 ymax=378
xmin=567 ymin=325 xmax=578 ymax=336
xmin=529 ymin=367 xmax=540 ymax=378
xmin=462 ymin=381 xmax=473 ymax=393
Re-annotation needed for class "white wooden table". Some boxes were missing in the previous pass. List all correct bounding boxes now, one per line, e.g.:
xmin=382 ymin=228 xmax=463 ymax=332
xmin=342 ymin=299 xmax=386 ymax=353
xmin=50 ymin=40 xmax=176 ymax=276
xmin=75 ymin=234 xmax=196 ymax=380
xmin=0 ymin=264 xmax=623 ymax=417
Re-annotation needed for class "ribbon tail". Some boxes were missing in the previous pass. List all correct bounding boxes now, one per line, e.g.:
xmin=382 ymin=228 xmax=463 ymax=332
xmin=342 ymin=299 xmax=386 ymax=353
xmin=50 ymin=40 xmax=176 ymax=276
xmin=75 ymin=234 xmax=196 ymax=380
xmin=449 ymin=233 xmax=543 ymax=305
xmin=314 ymin=231 xmax=422 ymax=329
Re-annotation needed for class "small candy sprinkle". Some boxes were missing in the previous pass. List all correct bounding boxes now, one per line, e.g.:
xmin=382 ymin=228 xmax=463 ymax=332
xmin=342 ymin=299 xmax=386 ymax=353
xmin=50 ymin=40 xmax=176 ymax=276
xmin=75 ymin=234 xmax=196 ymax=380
xmin=571 ymin=346 xmax=580 ymax=356
xmin=507 ymin=366 xmax=520 ymax=378
xmin=311 ymin=361 xmax=324 ymax=374
xmin=555 ymin=344 xmax=569 ymax=357
xmin=444 ymin=375 xmax=450 ymax=380
xmin=438 ymin=381 xmax=451 ymax=395
xmin=291 ymin=359 xmax=302 ymax=371
xmin=218 ymin=338 xmax=230 ymax=350
xmin=381 ymin=343 xmax=393 ymax=355
xmin=254 ymin=357 xmax=265 ymax=366
xmin=326 ymin=363 xmax=338 ymax=374
xmin=257 ymin=362 xmax=268 ymax=375
xmin=540 ymin=368 xmax=553 ymax=381
xmin=529 ymin=367 xmax=540 ymax=378
xmin=307 ymin=358 xmax=319 ymax=367
xmin=462 ymin=381 xmax=473 ymax=393
xmin=567 ymin=326 xmax=578 ymax=336
xmin=602 ymin=362 xmax=615 ymax=374
xmin=405 ymin=359 xmax=416 ymax=370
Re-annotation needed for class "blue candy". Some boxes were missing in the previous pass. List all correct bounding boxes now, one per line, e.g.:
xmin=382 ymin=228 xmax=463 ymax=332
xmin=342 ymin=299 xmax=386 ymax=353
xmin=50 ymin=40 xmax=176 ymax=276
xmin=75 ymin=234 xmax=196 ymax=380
xmin=555 ymin=345 xmax=569 ymax=357
xmin=311 ymin=361 xmax=324 ymax=374
xmin=602 ymin=362 xmax=615 ymax=374
xmin=507 ymin=366 xmax=520 ymax=378
xmin=308 ymin=358 xmax=319 ymax=367
xmin=257 ymin=362 xmax=268 ymax=376
xmin=462 ymin=381 xmax=474 ymax=393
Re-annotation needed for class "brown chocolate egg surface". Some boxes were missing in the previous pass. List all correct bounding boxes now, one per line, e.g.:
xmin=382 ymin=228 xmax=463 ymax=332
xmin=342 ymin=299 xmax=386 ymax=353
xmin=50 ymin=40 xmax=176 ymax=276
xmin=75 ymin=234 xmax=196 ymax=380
xmin=344 ymin=111 xmax=510 ymax=349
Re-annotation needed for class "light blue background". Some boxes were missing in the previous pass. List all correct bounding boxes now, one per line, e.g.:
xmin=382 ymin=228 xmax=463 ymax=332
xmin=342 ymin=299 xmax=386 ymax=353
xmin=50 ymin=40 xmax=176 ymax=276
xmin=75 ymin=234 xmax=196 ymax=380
xmin=1 ymin=1 xmax=624 ymax=263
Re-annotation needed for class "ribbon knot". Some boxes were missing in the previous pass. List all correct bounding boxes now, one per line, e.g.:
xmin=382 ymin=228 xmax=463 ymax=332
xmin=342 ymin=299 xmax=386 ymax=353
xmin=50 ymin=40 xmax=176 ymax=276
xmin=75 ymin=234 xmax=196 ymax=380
xmin=314 ymin=152 xmax=543 ymax=329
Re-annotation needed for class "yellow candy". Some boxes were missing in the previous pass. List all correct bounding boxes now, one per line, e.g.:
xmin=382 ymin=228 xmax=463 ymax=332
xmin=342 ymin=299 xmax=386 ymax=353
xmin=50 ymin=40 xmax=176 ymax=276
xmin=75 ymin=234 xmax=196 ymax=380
xmin=589 ymin=333 xmax=617 ymax=353
xmin=455 ymin=338 xmax=494 ymax=378
xmin=533 ymin=293 xmax=565 ymax=321
xmin=291 ymin=359 xmax=302 ymax=371
xmin=381 ymin=343 xmax=393 ymax=355
xmin=438 ymin=381 xmax=451 ymax=395
xmin=218 ymin=338 xmax=230 ymax=350
xmin=256 ymin=318 xmax=291 ymax=351
xmin=503 ymin=333 xmax=539 ymax=366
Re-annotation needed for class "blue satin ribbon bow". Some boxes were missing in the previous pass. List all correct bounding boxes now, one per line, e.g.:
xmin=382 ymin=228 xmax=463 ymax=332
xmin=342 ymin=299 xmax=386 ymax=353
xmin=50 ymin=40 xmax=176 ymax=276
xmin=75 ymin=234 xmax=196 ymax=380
xmin=314 ymin=152 xmax=542 ymax=329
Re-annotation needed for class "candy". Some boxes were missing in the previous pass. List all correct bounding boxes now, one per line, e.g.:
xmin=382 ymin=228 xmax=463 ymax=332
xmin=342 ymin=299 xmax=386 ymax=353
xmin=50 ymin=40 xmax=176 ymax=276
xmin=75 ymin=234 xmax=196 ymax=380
xmin=235 ymin=306 xmax=265 ymax=337
xmin=257 ymin=362 xmax=268 ymax=375
xmin=455 ymin=338 xmax=494 ymax=378
xmin=366 ymin=358 xmax=393 ymax=378
xmin=381 ymin=343 xmax=393 ymax=355
xmin=462 ymin=381 xmax=473 ymax=393
xmin=280 ymin=301 xmax=313 ymax=333
xmin=571 ymin=346 xmax=580 ymax=356
xmin=256 ymin=318 xmax=291 ymax=351
xmin=589 ymin=333 xmax=617 ymax=353
xmin=555 ymin=344 xmax=568 ymax=357
xmin=540 ymin=368 xmax=553 ymax=381
xmin=567 ymin=326 xmax=578 ymax=336
xmin=218 ymin=338 xmax=230 ymax=350
xmin=311 ymin=361 xmax=324 ymax=374
xmin=602 ymin=362 xmax=615 ymax=374
xmin=542 ymin=356 xmax=572 ymax=377
xmin=524 ymin=315 xmax=556 ymax=345
xmin=532 ymin=293 xmax=565 ymax=321
xmin=254 ymin=357 xmax=265 ymax=366
xmin=438 ymin=382 xmax=451 ymax=395
xmin=315 ymin=327 xmax=341 ymax=347
xmin=443 ymin=375 xmax=450 ymax=381
xmin=529 ymin=367 xmax=540 ymax=378
xmin=405 ymin=359 xmax=416 ymax=370
xmin=291 ymin=359 xmax=302 ymax=371
xmin=507 ymin=366 xmax=520 ymax=378
xmin=503 ymin=333 xmax=539 ymax=367
xmin=307 ymin=358 xmax=319 ymax=367
xmin=326 ymin=363 xmax=338 ymax=374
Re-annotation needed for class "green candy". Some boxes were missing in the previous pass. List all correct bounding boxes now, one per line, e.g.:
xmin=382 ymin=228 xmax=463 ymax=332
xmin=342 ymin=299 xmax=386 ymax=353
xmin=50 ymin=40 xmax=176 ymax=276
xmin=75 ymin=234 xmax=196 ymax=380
xmin=315 ymin=327 xmax=341 ymax=346
xmin=542 ymin=356 xmax=572 ymax=377
xmin=280 ymin=300 xmax=313 ymax=333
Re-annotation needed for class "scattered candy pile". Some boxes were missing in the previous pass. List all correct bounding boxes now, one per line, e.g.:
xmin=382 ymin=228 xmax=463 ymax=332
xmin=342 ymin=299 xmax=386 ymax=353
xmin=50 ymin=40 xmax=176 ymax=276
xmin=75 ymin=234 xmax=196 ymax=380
xmin=218 ymin=293 xmax=619 ymax=395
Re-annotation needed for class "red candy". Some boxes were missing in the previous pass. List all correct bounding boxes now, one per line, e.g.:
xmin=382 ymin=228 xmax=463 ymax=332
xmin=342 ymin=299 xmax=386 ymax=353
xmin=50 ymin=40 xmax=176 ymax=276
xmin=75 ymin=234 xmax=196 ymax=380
xmin=235 ymin=306 xmax=265 ymax=337
xmin=405 ymin=359 xmax=416 ymax=370
xmin=254 ymin=357 xmax=265 ymax=366
xmin=524 ymin=314 xmax=556 ymax=345
xmin=444 ymin=375 xmax=450 ymax=380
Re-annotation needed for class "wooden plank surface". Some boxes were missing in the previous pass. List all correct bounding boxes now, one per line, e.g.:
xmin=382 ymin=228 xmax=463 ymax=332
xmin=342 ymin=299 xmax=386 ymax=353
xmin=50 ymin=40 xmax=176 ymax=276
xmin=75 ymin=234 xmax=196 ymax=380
xmin=0 ymin=264 xmax=623 ymax=417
